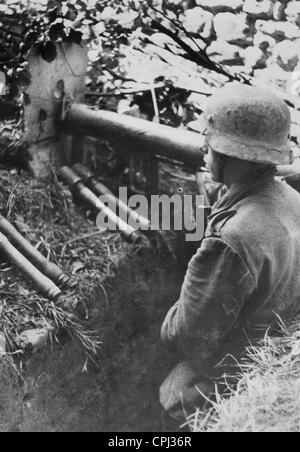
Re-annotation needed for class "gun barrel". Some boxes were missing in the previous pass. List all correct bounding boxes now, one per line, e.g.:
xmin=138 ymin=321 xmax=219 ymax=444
xmin=0 ymin=215 xmax=70 ymax=287
xmin=73 ymin=164 xmax=151 ymax=230
xmin=63 ymin=104 xmax=205 ymax=168
xmin=0 ymin=232 xmax=61 ymax=300
xmin=59 ymin=167 xmax=140 ymax=243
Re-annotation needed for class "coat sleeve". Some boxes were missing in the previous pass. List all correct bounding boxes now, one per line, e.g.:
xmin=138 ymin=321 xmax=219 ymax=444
xmin=161 ymin=237 xmax=256 ymax=360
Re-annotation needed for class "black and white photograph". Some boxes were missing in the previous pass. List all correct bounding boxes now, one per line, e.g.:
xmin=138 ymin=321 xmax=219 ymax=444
xmin=0 ymin=0 xmax=300 ymax=435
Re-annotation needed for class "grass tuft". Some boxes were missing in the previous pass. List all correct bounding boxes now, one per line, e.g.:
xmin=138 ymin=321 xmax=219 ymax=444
xmin=0 ymin=169 xmax=126 ymax=362
xmin=189 ymin=320 xmax=300 ymax=433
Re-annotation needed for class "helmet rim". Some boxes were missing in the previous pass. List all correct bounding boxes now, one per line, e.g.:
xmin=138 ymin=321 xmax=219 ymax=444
xmin=207 ymin=132 xmax=293 ymax=166
xmin=188 ymin=83 xmax=293 ymax=166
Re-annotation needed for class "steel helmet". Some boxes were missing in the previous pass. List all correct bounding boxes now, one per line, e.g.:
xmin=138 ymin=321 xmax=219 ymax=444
xmin=189 ymin=83 xmax=293 ymax=165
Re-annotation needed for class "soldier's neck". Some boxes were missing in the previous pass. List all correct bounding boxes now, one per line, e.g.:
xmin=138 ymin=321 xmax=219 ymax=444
xmin=223 ymin=161 xmax=275 ymax=189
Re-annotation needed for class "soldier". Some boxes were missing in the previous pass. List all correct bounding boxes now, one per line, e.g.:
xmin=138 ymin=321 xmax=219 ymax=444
xmin=160 ymin=84 xmax=300 ymax=428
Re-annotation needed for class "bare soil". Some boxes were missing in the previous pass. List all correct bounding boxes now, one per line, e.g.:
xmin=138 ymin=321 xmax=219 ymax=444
xmin=1 ymin=252 xmax=185 ymax=432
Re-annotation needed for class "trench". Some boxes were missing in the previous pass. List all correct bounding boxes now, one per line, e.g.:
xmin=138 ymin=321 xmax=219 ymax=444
xmin=0 ymin=236 xmax=193 ymax=432
xmin=0 ymin=160 xmax=201 ymax=432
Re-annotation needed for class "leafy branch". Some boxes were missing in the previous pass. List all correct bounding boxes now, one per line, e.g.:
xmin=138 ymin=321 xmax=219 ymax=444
xmin=146 ymin=6 xmax=300 ymax=114
xmin=149 ymin=17 xmax=250 ymax=85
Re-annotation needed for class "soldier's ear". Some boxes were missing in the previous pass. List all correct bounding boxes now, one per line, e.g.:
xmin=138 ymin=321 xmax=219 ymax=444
xmin=201 ymin=144 xmax=209 ymax=155
xmin=214 ymin=150 xmax=226 ymax=166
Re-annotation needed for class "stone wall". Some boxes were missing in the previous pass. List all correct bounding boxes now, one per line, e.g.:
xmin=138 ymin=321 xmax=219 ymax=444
xmin=181 ymin=0 xmax=300 ymax=92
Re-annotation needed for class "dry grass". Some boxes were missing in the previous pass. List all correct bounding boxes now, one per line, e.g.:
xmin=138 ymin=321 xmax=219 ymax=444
xmin=0 ymin=168 xmax=178 ymax=363
xmin=0 ymin=169 xmax=128 ymax=360
xmin=189 ymin=321 xmax=300 ymax=433
xmin=0 ymin=121 xmax=30 ymax=171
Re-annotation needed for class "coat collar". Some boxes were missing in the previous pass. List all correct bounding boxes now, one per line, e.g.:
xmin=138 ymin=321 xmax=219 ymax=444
xmin=207 ymin=167 xmax=276 ymax=236
xmin=212 ymin=166 xmax=276 ymax=214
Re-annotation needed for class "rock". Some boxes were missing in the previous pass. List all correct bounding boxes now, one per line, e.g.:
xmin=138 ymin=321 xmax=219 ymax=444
xmin=163 ymin=0 xmax=181 ymax=5
xmin=290 ymin=105 xmax=300 ymax=128
xmin=255 ymin=20 xmax=300 ymax=41
xmin=195 ymin=0 xmax=243 ymax=14
xmin=273 ymin=2 xmax=286 ymax=21
xmin=285 ymin=1 xmax=300 ymax=26
xmin=182 ymin=7 xmax=214 ymax=38
xmin=244 ymin=46 xmax=268 ymax=71
xmin=184 ymin=0 xmax=197 ymax=8
xmin=164 ymin=0 xmax=195 ymax=8
xmin=213 ymin=12 xmax=253 ymax=47
xmin=291 ymin=123 xmax=300 ymax=141
xmin=187 ymin=93 xmax=209 ymax=112
xmin=18 ymin=327 xmax=54 ymax=352
xmin=150 ymin=32 xmax=176 ymax=48
xmin=243 ymin=0 xmax=274 ymax=19
xmin=254 ymin=64 xmax=290 ymax=91
xmin=253 ymin=31 xmax=276 ymax=52
xmin=287 ymin=64 xmax=300 ymax=99
xmin=207 ymin=39 xmax=245 ymax=65
xmin=272 ymin=41 xmax=300 ymax=72
xmin=230 ymin=65 xmax=250 ymax=74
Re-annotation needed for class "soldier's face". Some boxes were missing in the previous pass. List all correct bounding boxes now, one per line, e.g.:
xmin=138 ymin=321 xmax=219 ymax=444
xmin=204 ymin=147 xmax=223 ymax=183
